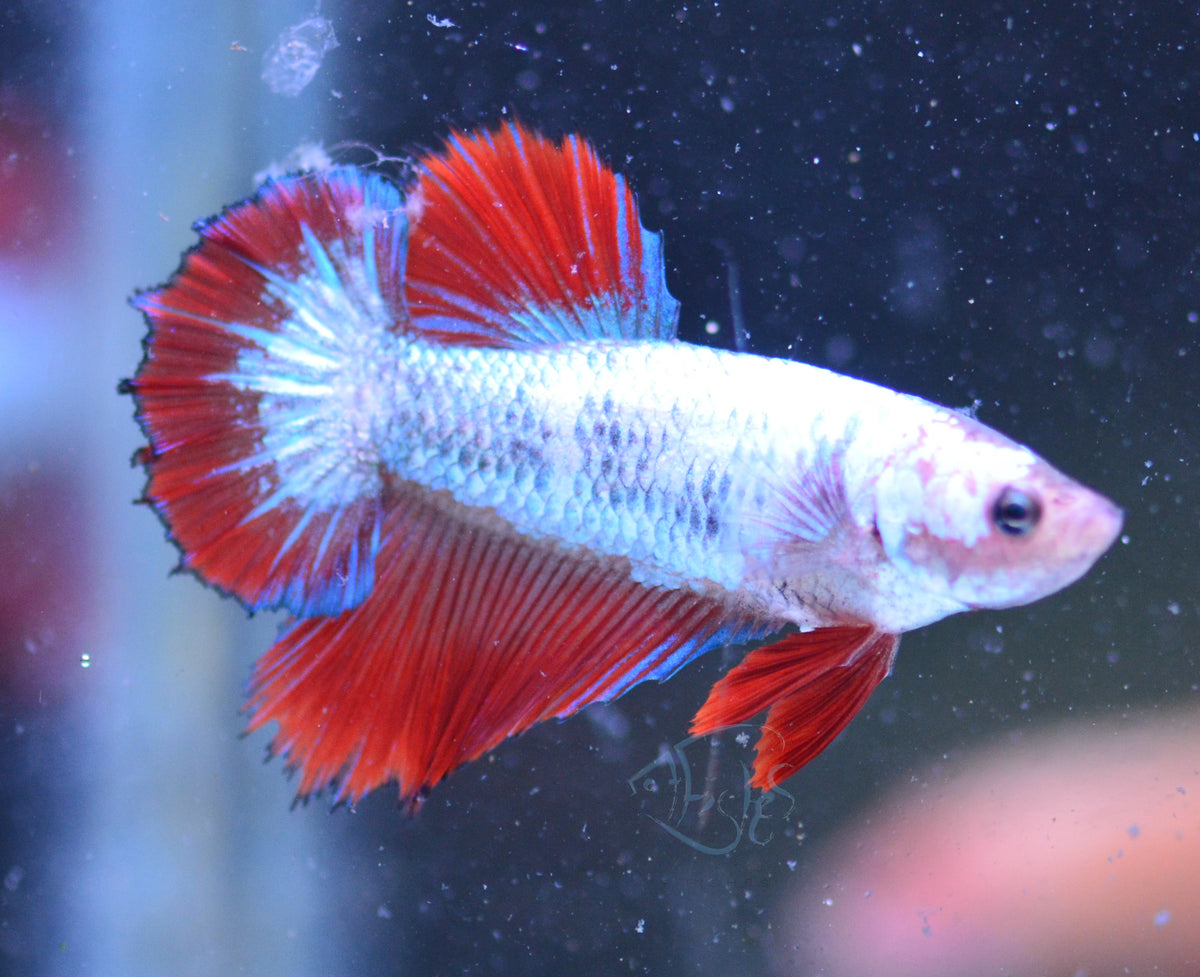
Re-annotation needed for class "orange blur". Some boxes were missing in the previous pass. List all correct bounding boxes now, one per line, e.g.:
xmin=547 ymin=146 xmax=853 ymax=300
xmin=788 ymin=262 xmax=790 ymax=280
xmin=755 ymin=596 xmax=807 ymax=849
xmin=777 ymin=711 xmax=1200 ymax=976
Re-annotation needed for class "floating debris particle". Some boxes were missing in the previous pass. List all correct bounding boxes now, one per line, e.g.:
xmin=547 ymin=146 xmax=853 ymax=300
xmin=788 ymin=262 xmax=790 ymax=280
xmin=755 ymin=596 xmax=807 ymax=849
xmin=261 ymin=16 xmax=338 ymax=97
xmin=254 ymin=142 xmax=336 ymax=185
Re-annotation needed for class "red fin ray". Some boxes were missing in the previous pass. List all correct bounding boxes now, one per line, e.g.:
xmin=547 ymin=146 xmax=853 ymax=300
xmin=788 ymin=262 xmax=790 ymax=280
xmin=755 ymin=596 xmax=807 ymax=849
xmin=403 ymin=122 xmax=679 ymax=347
xmin=691 ymin=627 xmax=898 ymax=791
xmin=244 ymin=486 xmax=755 ymax=805
xmin=129 ymin=168 xmax=407 ymax=615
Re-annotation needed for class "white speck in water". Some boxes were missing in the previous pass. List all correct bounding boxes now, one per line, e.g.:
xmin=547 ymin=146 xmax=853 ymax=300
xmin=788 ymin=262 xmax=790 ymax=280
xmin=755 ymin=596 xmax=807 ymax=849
xmin=823 ymin=897 xmax=834 ymax=907
xmin=635 ymin=918 xmax=645 ymax=934
xmin=1167 ymin=602 xmax=1181 ymax=616
xmin=377 ymin=904 xmax=392 ymax=919
xmin=705 ymin=320 xmax=720 ymax=335
xmin=80 ymin=653 xmax=91 ymax=669
xmin=1154 ymin=909 xmax=1171 ymax=927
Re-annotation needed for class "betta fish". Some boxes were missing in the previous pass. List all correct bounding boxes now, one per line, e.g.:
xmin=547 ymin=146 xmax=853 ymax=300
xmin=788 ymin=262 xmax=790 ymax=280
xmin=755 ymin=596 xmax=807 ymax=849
xmin=125 ymin=122 xmax=1122 ymax=809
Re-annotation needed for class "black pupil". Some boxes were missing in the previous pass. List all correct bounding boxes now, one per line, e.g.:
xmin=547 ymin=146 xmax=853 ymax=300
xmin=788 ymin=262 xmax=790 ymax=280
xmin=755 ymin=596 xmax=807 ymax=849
xmin=993 ymin=487 xmax=1041 ymax=536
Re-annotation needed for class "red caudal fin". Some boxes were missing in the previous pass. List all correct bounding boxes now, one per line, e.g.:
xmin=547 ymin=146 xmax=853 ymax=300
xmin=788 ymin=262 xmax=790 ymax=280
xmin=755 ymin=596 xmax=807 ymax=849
xmin=690 ymin=627 xmax=899 ymax=791
xmin=402 ymin=122 xmax=679 ymax=346
xmin=245 ymin=485 xmax=763 ymax=807
xmin=127 ymin=169 xmax=409 ymax=615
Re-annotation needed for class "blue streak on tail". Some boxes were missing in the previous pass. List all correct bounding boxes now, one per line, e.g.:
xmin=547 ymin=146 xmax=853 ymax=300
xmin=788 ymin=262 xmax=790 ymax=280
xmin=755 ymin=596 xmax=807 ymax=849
xmin=559 ymin=619 xmax=774 ymax=716
xmin=222 ymin=168 xmax=407 ymax=616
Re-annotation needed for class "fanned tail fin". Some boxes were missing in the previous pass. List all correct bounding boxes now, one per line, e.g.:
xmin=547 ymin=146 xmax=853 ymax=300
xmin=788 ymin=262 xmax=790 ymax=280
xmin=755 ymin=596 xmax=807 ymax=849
xmin=127 ymin=168 xmax=409 ymax=615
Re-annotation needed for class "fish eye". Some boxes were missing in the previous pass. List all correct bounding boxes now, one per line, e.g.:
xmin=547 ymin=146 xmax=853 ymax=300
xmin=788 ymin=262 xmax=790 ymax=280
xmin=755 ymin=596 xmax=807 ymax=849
xmin=992 ymin=486 xmax=1042 ymax=537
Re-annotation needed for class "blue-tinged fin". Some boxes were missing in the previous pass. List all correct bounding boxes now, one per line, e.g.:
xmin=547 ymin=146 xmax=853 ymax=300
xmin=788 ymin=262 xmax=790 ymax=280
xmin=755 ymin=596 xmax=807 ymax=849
xmin=127 ymin=166 xmax=408 ymax=616
xmin=244 ymin=483 xmax=778 ymax=806
xmin=402 ymin=122 xmax=680 ymax=348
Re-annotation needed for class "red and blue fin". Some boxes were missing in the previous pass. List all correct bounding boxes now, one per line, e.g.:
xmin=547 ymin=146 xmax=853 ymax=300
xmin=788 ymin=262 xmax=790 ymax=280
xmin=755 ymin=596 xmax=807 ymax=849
xmin=244 ymin=484 xmax=769 ymax=807
xmin=402 ymin=121 xmax=679 ymax=346
xmin=690 ymin=627 xmax=899 ymax=791
xmin=127 ymin=168 xmax=408 ymax=615
xmin=129 ymin=123 xmax=740 ymax=806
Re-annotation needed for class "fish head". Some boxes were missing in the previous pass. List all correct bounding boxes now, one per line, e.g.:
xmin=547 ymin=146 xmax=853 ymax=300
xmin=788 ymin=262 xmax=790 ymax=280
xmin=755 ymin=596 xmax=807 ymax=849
xmin=872 ymin=414 xmax=1123 ymax=622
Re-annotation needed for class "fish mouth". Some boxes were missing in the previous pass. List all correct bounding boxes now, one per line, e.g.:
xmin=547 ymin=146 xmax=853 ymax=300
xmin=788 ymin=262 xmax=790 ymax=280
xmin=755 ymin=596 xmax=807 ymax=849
xmin=1090 ymin=496 xmax=1124 ymax=549
xmin=1058 ymin=490 xmax=1124 ymax=568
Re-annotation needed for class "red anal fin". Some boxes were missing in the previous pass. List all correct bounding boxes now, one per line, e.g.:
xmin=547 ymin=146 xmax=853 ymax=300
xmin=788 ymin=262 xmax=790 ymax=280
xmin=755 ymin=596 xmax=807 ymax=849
xmin=690 ymin=627 xmax=899 ymax=792
xmin=245 ymin=484 xmax=756 ymax=806
xmin=403 ymin=122 xmax=679 ymax=346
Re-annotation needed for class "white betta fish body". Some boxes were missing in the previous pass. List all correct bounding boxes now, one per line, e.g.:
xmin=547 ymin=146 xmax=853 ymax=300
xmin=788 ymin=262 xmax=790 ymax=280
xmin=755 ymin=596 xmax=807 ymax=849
xmin=380 ymin=338 xmax=1115 ymax=633
xmin=127 ymin=123 xmax=1121 ymax=807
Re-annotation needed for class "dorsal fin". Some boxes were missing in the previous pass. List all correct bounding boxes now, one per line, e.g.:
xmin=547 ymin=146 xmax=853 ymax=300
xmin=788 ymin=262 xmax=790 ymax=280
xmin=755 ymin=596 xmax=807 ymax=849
xmin=402 ymin=122 xmax=680 ymax=347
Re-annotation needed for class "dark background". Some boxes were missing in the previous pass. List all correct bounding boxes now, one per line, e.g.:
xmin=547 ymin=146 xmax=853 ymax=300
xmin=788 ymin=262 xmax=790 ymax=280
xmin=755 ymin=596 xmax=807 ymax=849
xmin=320 ymin=3 xmax=1196 ymax=973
